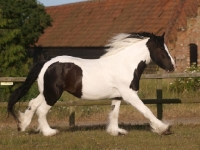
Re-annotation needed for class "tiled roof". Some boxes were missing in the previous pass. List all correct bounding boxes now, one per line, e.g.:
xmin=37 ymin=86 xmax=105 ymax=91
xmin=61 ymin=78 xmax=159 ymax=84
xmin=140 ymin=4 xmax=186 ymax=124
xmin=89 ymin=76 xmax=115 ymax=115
xmin=36 ymin=0 xmax=199 ymax=47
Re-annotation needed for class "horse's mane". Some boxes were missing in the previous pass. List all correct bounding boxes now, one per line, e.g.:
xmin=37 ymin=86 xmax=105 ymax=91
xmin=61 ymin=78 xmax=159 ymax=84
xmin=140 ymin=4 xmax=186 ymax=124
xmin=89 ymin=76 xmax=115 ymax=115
xmin=101 ymin=32 xmax=151 ymax=58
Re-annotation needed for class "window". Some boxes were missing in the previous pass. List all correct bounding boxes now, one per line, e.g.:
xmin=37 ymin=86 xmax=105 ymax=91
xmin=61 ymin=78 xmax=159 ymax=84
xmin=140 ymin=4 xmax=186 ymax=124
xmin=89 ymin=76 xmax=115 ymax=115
xmin=189 ymin=43 xmax=198 ymax=66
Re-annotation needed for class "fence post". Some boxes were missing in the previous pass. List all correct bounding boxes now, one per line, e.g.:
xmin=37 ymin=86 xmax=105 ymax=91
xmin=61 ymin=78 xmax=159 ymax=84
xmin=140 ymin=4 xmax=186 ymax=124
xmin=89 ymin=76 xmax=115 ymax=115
xmin=156 ymin=89 xmax=163 ymax=120
xmin=69 ymin=106 xmax=75 ymax=127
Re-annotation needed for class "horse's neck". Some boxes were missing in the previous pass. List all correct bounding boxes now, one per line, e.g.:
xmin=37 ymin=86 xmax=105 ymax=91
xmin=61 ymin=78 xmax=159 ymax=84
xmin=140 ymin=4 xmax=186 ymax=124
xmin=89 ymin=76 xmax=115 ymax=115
xmin=101 ymin=40 xmax=151 ymax=66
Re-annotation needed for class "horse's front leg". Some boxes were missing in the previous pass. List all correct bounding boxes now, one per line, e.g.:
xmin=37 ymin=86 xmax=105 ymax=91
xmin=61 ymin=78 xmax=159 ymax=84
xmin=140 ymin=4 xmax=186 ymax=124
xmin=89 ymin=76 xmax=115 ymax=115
xmin=120 ymin=88 xmax=171 ymax=135
xmin=106 ymin=100 xmax=128 ymax=136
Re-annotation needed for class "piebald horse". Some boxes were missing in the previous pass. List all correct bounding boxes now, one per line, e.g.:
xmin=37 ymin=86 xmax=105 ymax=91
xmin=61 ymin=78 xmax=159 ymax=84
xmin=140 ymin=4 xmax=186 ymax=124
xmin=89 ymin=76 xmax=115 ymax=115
xmin=8 ymin=32 xmax=175 ymax=136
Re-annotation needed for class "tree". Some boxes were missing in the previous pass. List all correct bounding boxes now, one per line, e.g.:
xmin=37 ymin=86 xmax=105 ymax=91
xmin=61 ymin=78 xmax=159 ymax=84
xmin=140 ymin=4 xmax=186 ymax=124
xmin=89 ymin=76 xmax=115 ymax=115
xmin=0 ymin=0 xmax=52 ymax=76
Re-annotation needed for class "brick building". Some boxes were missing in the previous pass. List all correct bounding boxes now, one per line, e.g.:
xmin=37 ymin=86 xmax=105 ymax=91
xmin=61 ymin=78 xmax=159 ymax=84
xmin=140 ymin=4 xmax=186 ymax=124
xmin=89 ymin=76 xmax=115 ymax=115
xmin=32 ymin=0 xmax=200 ymax=72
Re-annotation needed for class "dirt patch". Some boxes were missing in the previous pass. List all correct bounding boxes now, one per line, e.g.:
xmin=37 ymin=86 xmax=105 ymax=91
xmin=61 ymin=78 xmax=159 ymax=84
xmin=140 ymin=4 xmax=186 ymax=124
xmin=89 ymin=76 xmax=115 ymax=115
xmin=74 ymin=117 xmax=200 ymax=127
xmin=1 ymin=115 xmax=200 ymax=131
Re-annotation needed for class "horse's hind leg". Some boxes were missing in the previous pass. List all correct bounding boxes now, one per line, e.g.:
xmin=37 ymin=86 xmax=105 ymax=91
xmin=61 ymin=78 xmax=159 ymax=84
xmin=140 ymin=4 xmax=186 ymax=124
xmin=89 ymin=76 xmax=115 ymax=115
xmin=18 ymin=94 xmax=44 ymax=131
xmin=36 ymin=100 xmax=58 ymax=136
xmin=36 ymin=83 xmax=62 ymax=136
xmin=106 ymin=100 xmax=128 ymax=136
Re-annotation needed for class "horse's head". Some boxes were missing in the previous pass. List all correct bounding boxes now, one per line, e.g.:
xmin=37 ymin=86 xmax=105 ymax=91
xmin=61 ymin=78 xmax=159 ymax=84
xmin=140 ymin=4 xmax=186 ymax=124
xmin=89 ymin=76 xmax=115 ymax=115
xmin=146 ymin=33 xmax=175 ymax=72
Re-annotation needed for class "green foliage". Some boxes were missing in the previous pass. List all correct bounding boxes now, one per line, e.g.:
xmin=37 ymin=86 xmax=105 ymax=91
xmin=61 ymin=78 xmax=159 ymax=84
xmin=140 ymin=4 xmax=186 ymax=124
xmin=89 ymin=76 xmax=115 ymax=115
xmin=0 ymin=0 xmax=52 ymax=101
xmin=170 ymin=63 xmax=200 ymax=93
xmin=0 ymin=82 xmax=39 ymax=102
xmin=0 ymin=0 xmax=52 ymax=76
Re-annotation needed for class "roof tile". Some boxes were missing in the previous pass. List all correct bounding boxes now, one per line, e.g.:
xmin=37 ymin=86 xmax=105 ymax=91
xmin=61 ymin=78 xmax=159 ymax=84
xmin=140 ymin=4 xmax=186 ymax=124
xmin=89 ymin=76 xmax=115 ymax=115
xmin=36 ymin=0 xmax=199 ymax=47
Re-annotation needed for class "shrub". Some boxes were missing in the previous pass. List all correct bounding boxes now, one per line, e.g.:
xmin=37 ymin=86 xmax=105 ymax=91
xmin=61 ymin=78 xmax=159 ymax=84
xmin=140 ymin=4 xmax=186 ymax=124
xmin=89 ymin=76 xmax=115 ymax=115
xmin=170 ymin=63 xmax=200 ymax=93
xmin=0 ymin=82 xmax=39 ymax=102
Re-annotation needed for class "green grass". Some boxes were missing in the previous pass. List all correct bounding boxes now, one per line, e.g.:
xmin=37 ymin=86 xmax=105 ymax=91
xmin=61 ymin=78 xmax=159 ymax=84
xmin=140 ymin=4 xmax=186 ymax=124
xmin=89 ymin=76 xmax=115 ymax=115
xmin=1 ymin=124 xmax=200 ymax=150
xmin=1 ymin=101 xmax=200 ymax=149
xmin=1 ymin=78 xmax=200 ymax=149
xmin=138 ymin=78 xmax=200 ymax=100
xmin=0 ymin=104 xmax=200 ymax=150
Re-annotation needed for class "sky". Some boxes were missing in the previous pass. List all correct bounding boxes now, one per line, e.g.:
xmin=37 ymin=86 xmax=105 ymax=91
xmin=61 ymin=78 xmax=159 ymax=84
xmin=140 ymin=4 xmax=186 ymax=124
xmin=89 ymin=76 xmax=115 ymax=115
xmin=38 ymin=0 xmax=86 ymax=6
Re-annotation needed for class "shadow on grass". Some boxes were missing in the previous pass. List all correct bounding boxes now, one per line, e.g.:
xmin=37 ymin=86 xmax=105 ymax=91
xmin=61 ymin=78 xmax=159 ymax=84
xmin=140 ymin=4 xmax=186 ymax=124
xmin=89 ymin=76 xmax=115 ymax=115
xmin=27 ymin=123 xmax=151 ymax=135
xmin=58 ymin=123 xmax=150 ymax=133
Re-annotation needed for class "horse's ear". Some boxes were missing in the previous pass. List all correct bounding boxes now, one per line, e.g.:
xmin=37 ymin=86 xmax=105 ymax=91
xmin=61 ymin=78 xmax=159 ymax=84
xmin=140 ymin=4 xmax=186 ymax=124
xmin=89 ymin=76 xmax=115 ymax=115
xmin=151 ymin=33 xmax=155 ymax=38
xmin=162 ymin=32 xmax=165 ymax=37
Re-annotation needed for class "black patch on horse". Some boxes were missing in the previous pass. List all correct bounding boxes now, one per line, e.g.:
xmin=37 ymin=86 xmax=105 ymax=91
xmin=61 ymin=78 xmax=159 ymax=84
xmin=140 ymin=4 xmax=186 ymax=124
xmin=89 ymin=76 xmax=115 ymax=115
xmin=130 ymin=61 xmax=147 ymax=91
xmin=146 ymin=33 xmax=174 ymax=72
xmin=43 ymin=62 xmax=83 ymax=106
xmin=128 ymin=32 xmax=174 ymax=72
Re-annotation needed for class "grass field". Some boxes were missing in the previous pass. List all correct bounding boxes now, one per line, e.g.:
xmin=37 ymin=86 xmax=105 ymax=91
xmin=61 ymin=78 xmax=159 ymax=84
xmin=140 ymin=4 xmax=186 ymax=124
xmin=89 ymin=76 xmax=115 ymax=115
xmin=1 ymin=78 xmax=200 ymax=149
xmin=1 ymin=123 xmax=200 ymax=150
xmin=1 ymin=102 xmax=200 ymax=150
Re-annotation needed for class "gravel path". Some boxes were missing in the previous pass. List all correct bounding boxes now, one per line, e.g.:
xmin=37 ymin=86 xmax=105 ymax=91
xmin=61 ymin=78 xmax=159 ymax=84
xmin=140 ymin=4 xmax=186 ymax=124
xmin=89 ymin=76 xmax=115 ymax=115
xmin=1 ymin=117 xmax=200 ymax=130
xmin=75 ymin=117 xmax=200 ymax=126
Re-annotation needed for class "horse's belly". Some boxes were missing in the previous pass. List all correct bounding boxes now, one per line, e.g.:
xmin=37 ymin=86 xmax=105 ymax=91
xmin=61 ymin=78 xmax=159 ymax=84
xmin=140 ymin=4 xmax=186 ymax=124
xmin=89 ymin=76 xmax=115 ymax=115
xmin=81 ymin=86 xmax=121 ymax=100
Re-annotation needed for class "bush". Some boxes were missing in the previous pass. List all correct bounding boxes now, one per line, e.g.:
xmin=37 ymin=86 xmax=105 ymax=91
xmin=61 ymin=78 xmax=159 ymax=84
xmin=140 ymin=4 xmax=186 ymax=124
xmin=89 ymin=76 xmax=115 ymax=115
xmin=0 ymin=82 xmax=39 ymax=102
xmin=170 ymin=63 xmax=200 ymax=93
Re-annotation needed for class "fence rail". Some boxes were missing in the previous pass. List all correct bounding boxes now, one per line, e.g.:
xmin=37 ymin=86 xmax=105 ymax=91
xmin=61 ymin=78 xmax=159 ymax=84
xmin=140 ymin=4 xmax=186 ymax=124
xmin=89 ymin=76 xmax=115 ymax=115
xmin=141 ymin=72 xmax=200 ymax=79
xmin=1 ymin=73 xmax=200 ymax=126
xmin=0 ymin=98 xmax=182 ymax=108
xmin=1 ymin=72 xmax=200 ymax=82
xmin=0 ymin=77 xmax=26 ymax=82
xmin=1 ymin=92 xmax=200 ymax=126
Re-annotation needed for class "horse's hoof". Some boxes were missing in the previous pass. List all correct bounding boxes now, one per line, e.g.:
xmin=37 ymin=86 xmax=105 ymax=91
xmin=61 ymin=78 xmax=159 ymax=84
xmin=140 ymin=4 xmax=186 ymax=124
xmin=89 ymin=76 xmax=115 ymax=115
xmin=43 ymin=129 xmax=59 ymax=136
xmin=118 ymin=128 xmax=128 ymax=135
xmin=162 ymin=126 xmax=172 ymax=135
xmin=17 ymin=126 xmax=21 ymax=131
xmin=17 ymin=123 xmax=21 ymax=131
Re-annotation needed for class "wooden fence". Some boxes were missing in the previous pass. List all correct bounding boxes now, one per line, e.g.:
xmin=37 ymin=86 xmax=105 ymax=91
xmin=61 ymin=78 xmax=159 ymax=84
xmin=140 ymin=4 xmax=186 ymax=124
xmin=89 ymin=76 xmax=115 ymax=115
xmin=1 ymin=73 xmax=200 ymax=126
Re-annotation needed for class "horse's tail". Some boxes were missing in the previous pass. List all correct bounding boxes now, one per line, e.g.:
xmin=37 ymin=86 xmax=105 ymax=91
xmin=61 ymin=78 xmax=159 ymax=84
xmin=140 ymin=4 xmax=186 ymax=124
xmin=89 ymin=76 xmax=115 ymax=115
xmin=7 ymin=60 xmax=47 ymax=122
